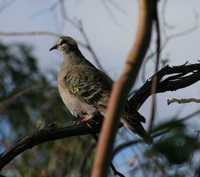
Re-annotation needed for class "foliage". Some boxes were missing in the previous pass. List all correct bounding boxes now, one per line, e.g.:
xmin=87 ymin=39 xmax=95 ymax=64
xmin=144 ymin=121 xmax=200 ymax=177
xmin=0 ymin=42 xmax=93 ymax=177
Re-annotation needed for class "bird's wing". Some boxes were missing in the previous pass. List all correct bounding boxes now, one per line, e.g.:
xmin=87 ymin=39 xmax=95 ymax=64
xmin=64 ymin=64 xmax=113 ymax=108
xmin=64 ymin=64 xmax=146 ymax=122
xmin=63 ymin=64 xmax=151 ymax=142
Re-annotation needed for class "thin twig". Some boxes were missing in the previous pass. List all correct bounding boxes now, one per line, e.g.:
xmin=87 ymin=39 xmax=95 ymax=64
xmin=0 ymin=85 xmax=42 ymax=112
xmin=113 ymin=109 xmax=200 ymax=157
xmin=0 ymin=0 xmax=16 ymax=13
xmin=107 ymin=0 xmax=127 ymax=15
xmin=110 ymin=163 xmax=125 ymax=177
xmin=0 ymin=30 xmax=89 ymax=49
xmin=167 ymin=98 xmax=200 ymax=105
xmin=78 ymin=22 xmax=105 ymax=71
xmin=58 ymin=0 xmax=104 ymax=70
xmin=148 ymin=1 xmax=161 ymax=132
xmin=79 ymin=142 xmax=96 ymax=177
xmin=0 ymin=31 xmax=61 ymax=37
xmin=141 ymin=9 xmax=199 ymax=82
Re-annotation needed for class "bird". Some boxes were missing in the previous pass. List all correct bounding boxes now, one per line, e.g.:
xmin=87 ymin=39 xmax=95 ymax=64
xmin=49 ymin=36 xmax=152 ymax=143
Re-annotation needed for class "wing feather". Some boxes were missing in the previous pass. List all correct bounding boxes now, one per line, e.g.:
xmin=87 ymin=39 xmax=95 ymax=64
xmin=64 ymin=65 xmax=112 ymax=107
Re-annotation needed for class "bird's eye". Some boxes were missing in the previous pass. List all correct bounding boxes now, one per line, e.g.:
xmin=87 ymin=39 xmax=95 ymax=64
xmin=60 ymin=41 xmax=66 ymax=45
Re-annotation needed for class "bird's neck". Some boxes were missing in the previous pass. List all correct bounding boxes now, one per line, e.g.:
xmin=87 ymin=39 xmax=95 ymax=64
xmin=61 ymin=48 xmax=95 ymax=71
xmin=61 ymin=49 xmax=84 ymax=68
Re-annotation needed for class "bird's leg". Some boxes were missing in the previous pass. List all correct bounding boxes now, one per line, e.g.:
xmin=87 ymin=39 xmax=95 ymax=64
xmin=72 ymin=119 xmax=82 ymax=125
xmin=80 ymin=116 xmax=92 ymax=123
xmin=72 ymin=113 xmax=86 ymax=125
xmin=72 ymin=112 xmax=92 ymax=126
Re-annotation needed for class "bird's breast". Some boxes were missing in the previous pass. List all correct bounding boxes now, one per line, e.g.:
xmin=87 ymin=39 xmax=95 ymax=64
xmin=58 ymin=69 xmax=96 ymax=117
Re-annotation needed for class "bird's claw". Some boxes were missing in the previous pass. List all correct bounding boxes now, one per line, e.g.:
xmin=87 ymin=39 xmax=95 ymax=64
xmin=72 ymin=120 xmax=82 ymax=125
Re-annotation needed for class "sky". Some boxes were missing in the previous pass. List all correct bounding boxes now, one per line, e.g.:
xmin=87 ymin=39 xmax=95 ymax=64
xmin=0 ymin=0 xmax=200 ymax=175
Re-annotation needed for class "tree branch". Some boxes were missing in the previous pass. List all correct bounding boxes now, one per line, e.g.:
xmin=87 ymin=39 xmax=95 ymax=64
xmin=129 ymin=63 xmax=200 ymax=110
xmin=58 ymin=0 xmax=104 ymax=70
xmin=0 ymin=31 xmax=61 ymax=37
xmin=0 ymin=31 xmax=88 ymax=49
xmin=0 ymin=124 xmax=100 ymax=170
xmin=91 ymin=1 xmax=155 ymax=176
xmin=113 ymin=109 xmax=200 ymax=157
xmin=167 ymin=98 xmax=200 ymax=105
xmin=149 ymin=1 xmax=161 ymax=131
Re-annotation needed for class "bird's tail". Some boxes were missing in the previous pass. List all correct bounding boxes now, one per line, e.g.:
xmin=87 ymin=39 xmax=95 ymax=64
xmin=121 ymin=118 xmax=153 ymax=144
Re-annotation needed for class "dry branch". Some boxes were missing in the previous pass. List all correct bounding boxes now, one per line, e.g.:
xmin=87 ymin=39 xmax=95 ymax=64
xmin=0 ymin=31 xmax=61 ymax=37
xmin=91 ymin=1 xmax=155 ymax=176
xmin=0 ymin=124 xmax=100 ymax=170
xmin=167 ymin=98 xmax=200 ymax=105
xmin=129 ymin=63 xmax=200 ymax=110
xmin=58 ymin=0 xmax=104 ymax=70
xmin=149 ymin=1 xmax=161 ymax=131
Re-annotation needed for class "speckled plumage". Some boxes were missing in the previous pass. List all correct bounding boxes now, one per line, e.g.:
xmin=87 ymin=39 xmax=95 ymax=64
xmin=50 ymin=36 xmax=152 ymax=143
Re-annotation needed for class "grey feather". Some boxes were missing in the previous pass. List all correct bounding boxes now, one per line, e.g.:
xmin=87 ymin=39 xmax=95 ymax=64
xmin=50 ymin=36 xmax=152 ymax=143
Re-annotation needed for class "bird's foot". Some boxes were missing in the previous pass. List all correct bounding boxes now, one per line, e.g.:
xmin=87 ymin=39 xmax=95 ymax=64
xmin=72 ymin=116 xmax=91 ymax=126
xmin=80 ymin=117 xmax=91 ymax=123
xmin=72 ymin=119 xmax=82 ymax=125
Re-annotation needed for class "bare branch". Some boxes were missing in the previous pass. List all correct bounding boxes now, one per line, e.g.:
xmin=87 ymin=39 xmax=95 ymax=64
xmin=167 ymin=98 xmax=200 ymax=105
xmin=161 ymin=0 xmax=174 ymax=30
xmin=110 ymin=163 xmax=125 ymax=177
xmin=0 ymin=31 xmax=61 ymax=37
xmin=0 ymin=30 xmax=90 ymax=50
xmin=129 ymin=63 xmax=200 ymax=110
xmin=102 ymin=0 xmax=121 ymax=26
xmin=58 ymin=0 xmax=104 ymax=71
xmin=77 ymin=22 xmax=105 ymax=71
xmin=113 ymin=139 xmax=143 ymax=157
xmin=0 ymin=124 xmax=100 ymax=170
xmin=141 ymin=8 xmax=199 ymax=81
xmin=107 ymin=0 xmax=127 ymax=15
xmin=0 ymin=85 xmax=42 ymax=113
xmin=91 ymin=1 xmax=155 ymax=176
xmin=149 ymin=2 xmax=161 ymax=132
xmin=79 ymin=142 xmax=96 ymax=177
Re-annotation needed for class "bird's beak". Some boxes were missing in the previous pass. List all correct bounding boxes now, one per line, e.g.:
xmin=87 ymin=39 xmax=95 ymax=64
xmin=49 ymin=44 xmax=58 ymax=51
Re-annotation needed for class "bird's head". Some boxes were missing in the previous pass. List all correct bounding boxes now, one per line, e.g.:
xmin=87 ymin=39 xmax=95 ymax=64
xmin=49 ymin=36 xmax=78 ymax=53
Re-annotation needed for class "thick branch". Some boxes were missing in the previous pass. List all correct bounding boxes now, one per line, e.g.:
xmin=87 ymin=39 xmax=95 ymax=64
xmin=0 ymin=124 xmax=100 ymax=170
xmin=129 ymin=63 xmax=200 ymax=109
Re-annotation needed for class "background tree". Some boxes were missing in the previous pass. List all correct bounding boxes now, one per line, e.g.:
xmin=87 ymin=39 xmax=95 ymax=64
xmin=0 ymin=0 xmax=200 ymax=177
xmin=0 ymin=42 xmax=95 ymax=177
